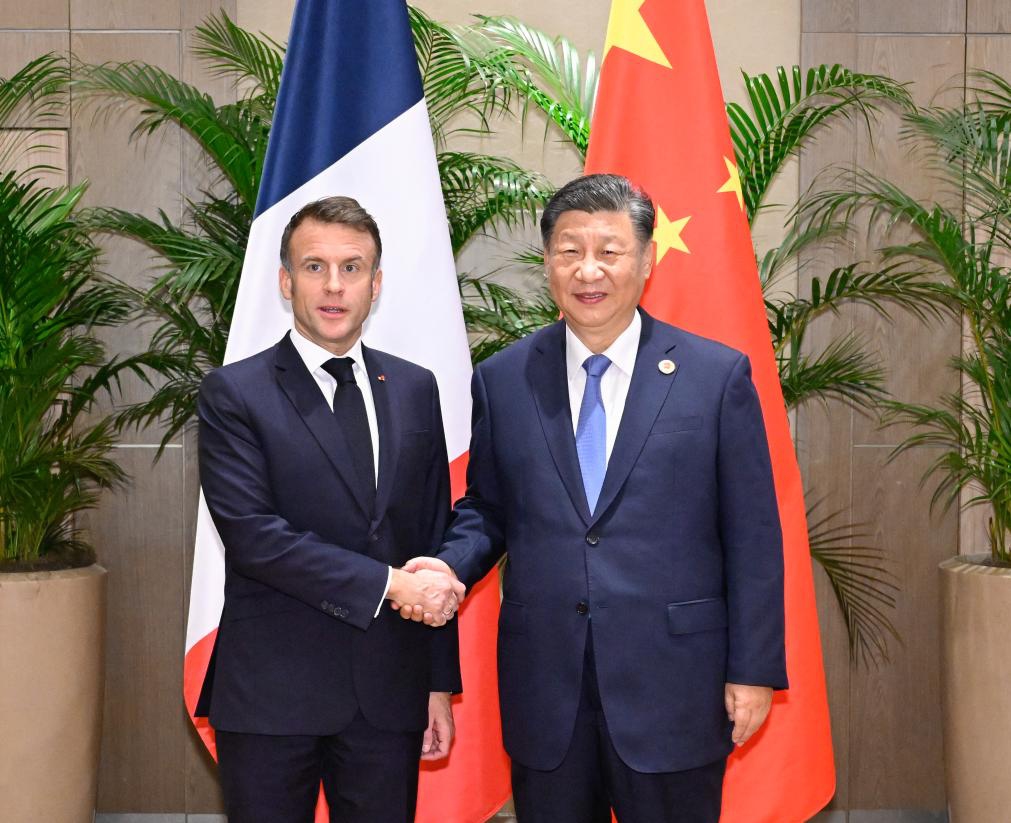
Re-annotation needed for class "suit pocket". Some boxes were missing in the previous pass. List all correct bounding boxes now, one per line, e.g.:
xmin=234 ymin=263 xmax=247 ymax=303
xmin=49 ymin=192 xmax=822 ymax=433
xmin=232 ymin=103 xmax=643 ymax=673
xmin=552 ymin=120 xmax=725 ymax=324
xmin=667 ymin=597 xmax=728 ymax=635
xmin=499 ymin=600 xmax=527 ymax=635
xmin=650 ymin=414 xmax=703 ymax=435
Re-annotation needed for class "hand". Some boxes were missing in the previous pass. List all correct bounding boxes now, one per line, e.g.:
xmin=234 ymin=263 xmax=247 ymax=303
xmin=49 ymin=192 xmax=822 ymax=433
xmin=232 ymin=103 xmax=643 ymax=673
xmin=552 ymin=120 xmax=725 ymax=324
xmin=724 ymin=682 xmax=773 ymax=747
xmin=421 ymin=692 xmax=455 ymax=760
xmin=387 ymin=563 xmax=465 ymax=627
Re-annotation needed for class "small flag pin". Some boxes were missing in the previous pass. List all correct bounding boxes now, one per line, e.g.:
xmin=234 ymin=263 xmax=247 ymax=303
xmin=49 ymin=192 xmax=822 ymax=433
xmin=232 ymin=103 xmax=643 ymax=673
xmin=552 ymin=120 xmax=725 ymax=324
xmin=658 ymin=359 xmax=676 ymax=375
xmin=377 ymin=374 xmax=386 ymax=382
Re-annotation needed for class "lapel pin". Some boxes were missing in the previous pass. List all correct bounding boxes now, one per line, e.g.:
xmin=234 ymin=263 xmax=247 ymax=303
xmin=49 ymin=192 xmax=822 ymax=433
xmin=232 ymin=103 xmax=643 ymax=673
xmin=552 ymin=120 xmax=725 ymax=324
xmin=658 ymin=359 xmax=677 ymax=375
xmin=377 ymin=374 xmax=386 ymax=382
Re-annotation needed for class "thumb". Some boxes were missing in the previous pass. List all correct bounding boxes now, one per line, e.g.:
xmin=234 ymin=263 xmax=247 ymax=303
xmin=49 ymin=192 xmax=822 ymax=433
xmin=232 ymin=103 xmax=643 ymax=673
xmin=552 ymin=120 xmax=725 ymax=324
xmin=422 ymin=725 xmax=434 ymax=754
xmin=402 ymin=557 xmax=424 ymax=573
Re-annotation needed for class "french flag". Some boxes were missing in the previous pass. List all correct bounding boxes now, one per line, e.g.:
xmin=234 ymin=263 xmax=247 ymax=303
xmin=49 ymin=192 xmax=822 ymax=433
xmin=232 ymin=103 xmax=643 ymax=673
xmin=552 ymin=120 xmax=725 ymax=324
xmin=183 ymin=2 xmax=510 ymax=820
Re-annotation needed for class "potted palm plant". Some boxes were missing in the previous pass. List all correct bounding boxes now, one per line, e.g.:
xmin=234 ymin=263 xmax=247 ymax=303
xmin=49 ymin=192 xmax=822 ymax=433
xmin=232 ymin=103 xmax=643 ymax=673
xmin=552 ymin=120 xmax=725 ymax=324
xmin=802 ymin=69 xmax=1011 ymax=820
xmin=0 ymin=55 xmax=142 ymax=822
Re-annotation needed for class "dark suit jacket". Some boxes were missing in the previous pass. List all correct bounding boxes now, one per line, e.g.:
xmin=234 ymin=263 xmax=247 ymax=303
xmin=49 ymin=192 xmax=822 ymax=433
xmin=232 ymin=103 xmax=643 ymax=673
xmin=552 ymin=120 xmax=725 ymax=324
xmin=439 ymin=309 xmax=786 ymax=774
xmin=195 ymin=332 xmax=461 ymax=736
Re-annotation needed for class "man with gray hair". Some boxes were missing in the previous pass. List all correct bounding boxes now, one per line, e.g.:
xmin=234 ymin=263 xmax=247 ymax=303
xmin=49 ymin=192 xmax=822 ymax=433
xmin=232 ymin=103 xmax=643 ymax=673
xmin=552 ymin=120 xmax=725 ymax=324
xmin=401 ymin=174 xmax=787 ymax=822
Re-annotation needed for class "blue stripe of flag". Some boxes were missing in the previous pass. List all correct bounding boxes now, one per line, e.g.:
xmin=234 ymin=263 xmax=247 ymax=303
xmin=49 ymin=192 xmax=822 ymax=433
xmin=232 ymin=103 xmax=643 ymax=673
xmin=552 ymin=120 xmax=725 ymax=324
xmin=254 ymin=0 xmax=424 ymax=217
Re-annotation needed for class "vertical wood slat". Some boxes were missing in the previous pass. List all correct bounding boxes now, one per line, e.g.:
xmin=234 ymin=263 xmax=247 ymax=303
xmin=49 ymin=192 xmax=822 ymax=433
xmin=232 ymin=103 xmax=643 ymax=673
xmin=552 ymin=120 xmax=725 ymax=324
xmin=69 ymin=24 xmax=189 ymax=813
xmin=0 ymin=0 xmax=69 ymax=29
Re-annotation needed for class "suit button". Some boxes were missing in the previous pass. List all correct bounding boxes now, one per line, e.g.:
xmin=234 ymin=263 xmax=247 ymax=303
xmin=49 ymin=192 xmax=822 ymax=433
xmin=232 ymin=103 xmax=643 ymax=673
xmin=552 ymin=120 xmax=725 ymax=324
xmin=576 ymin=601 xmax=589 ymax=615
xmin=321 ymin=600 xmax=330 ymax=610
xmin=585 ymin=533 xmax=599 ymax=546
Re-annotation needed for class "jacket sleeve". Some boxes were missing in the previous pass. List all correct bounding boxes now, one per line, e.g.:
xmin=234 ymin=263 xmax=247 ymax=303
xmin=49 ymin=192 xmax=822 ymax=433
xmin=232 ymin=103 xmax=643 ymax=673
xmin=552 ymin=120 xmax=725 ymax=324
xmin=198 ymin=367 xmax=390 ymax=632
xmin=717 ymin=354 xmax=789 ymax=690
xmin=437 ymin=364 xmax=508 ymax=590
xmin=422 ymin=372 xmax=463 ymax=694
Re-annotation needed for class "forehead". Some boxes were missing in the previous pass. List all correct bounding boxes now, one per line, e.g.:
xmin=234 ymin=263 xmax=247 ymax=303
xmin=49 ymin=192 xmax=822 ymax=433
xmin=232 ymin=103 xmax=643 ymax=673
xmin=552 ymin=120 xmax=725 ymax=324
xmin=289 ymin=218 xmax=377 ymax=260
xmin=551 ymin=209 xmax=637 ymax=242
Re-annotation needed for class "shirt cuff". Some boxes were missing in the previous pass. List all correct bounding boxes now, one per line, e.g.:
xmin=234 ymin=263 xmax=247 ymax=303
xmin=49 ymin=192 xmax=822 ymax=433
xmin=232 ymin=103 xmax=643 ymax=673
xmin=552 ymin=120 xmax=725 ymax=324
xmin=374 ymin=566 xmax=393 ymax=618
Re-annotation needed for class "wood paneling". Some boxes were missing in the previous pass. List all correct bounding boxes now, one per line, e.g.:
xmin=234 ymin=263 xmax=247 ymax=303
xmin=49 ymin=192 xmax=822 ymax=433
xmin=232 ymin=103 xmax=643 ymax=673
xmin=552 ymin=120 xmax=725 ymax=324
xmin=80 ymin=446 xmax=188 ymax=812
xmin=0 ymin=0 xmax=69 ymax=29
xmin=0 ymin=31 xmax=71 ymax=129
xmin=858 ymin=0 xmax=966 ymax=34
xmin=1 ymin=129 xmax=68 ymax=185
xmin=70 ymin=1 xmax=180 ymax=31
xmin=803 ymin=0 xmax=857 ymax=33
xmin=968 ymin=0 xmax=1011 ymax=33
xmin=847 ymin=445 xmax=953 ymax=809
xmin=851 ymin=34 xmax=964 ymax=447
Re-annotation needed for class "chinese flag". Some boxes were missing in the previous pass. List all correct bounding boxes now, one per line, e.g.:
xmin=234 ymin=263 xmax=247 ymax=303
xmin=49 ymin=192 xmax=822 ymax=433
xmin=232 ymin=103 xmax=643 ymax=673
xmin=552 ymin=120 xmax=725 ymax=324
xmin=585 ymin=1 xmax=835 ymax=820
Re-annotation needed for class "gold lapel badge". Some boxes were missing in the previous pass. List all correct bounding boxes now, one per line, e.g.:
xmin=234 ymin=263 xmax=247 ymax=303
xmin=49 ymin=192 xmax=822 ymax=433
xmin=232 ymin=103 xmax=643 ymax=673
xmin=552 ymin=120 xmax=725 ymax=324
xmin=658 ymin=359 xmax=677 ymax=375
xmin=377 ymin=374 xmax=386 ymax=382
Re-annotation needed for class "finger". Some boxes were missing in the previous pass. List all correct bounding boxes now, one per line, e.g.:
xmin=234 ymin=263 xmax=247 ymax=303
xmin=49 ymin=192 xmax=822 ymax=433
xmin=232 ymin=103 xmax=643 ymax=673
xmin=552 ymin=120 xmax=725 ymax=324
xmin=421 ymin=726 xmax=434 ymax=755
xmin=732 ymin=707 xmax=752 ymax=745
xmin=739 ymin=710 xmax=764 ymax=745
xmin=390 ymin=600 xmax=402 ymax=610
xmin=398 ymin=604 xmax=413 ymax=619
xmin=451 ymin=579 xmax=466 ymax=599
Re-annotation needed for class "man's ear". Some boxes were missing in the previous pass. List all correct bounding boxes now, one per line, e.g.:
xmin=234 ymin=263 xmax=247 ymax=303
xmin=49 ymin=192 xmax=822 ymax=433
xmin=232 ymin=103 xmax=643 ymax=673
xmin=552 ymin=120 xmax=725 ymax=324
xmin=371 ymin=268 xmax=383 ymax=303
xmin=279 ymin=265 xmax=293 ymax=300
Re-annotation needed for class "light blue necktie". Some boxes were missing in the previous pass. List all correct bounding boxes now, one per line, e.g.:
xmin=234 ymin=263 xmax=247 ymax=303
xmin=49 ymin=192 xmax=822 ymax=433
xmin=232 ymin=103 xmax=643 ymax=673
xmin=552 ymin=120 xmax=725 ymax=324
xmin=575 ymin=354 xmax=611 ymax=514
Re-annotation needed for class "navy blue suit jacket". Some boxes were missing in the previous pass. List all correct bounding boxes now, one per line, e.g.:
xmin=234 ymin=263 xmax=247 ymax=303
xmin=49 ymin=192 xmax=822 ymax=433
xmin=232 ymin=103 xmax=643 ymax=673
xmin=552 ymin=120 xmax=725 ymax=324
xmin=438 ymin=310 xmax=786 ymax=773
xmin=195 ymin=332 xmax=461 ymax=736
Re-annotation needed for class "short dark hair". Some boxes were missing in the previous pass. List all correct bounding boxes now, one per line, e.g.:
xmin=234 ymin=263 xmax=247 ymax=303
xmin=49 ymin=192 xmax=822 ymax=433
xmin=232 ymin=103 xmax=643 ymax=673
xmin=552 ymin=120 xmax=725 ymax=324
xmin=540 ymin=174 xmax=655 ymax=250
xmin=279 ymin=196 xmax=382 ymax=273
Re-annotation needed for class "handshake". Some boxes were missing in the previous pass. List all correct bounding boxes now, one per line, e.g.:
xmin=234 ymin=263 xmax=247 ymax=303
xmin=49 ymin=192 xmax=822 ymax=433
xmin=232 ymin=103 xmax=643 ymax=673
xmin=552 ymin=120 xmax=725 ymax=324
xmin=386 ymin=557 xmax=465 ymax=627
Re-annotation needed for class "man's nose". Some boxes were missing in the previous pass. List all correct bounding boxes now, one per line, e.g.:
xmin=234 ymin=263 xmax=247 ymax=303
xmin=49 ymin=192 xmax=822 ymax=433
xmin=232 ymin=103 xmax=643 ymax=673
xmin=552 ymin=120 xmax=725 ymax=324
xmin=575 ymin=257 xmax=604 ymax=281
xmin=323 ymin=266 xmax=345 ymax=292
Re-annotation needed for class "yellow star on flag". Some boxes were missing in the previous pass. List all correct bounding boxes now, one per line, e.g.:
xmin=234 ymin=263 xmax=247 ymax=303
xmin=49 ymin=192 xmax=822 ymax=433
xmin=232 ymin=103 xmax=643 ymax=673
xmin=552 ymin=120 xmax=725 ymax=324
xmin=654 ymin=207 xmax=691 ymax=263
xmin=602 ymin=0 xmax=671 ymax=69
xmin=717 ymin=156 xmax=744 ymax=211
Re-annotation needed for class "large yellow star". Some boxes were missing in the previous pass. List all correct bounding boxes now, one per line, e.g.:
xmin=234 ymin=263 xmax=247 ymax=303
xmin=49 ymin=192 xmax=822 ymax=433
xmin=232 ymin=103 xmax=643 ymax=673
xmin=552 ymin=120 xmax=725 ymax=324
xmin=654 ymin=207 xmax=691 ymax=263
xmin=717 ymin=156 xmax=744 ymax=211
xmin=602 ymin=0 xmax=671 ymax=69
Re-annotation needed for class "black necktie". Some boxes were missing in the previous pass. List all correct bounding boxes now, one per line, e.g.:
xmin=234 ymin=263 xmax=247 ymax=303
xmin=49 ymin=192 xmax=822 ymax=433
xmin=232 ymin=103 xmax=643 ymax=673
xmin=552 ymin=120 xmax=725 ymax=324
xmin=321 ymin=357 xmax=376 ymax=509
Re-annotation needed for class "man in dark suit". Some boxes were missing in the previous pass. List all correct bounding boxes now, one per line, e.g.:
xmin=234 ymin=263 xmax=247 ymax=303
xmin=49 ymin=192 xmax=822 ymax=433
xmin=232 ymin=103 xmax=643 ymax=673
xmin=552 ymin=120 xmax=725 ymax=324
xmin=400 ymin=175 xmax=787 ymax=822
xmin=196 ymin=196 xmax=465 ymax=823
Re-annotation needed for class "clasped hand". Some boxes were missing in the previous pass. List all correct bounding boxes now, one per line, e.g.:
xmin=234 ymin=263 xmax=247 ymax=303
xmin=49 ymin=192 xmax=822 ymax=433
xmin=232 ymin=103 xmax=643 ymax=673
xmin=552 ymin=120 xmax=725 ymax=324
xmin=387 ymin=557 xmax=465 ymax=627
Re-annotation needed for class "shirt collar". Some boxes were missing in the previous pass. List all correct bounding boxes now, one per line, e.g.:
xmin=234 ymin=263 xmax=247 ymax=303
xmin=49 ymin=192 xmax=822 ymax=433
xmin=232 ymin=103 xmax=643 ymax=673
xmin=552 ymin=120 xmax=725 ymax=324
xmin=289 ymin=327 xmax=367 ymax=379
xmin=565 ymin=309 xmax=642 ymax=381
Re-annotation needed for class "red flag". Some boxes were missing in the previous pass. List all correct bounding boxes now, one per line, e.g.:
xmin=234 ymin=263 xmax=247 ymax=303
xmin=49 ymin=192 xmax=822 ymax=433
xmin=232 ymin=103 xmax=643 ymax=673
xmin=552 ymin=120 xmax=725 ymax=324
xmin=585 ymin=1 xmax=835 ymax=820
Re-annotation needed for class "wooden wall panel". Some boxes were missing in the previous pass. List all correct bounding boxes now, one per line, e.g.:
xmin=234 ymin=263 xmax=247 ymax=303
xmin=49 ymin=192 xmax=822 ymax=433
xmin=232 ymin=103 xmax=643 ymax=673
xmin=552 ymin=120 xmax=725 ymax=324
xmin=0 ymin=0 xmax=69 ymax=29
xmin=71 ymin=1 xmax=181 ymax=30
xmin=968 ymin=0 xmax=1011 ymax=33
xmin=803 ymin=0 xmax=857 ymax=33
xmin=850 ymin=35 xmax=964 ymax=446
xmin=857 ymin=0 xmax=966 ymax=33
xmin=847 ymin=445 xmax=954 ymax=809
xmin=798 ymin=31 xmax=860 ymax=812
xmin=80 ymin=446 xmax=188 ymax=812
xmin=0 ymin=31 xmax=71 ymax=129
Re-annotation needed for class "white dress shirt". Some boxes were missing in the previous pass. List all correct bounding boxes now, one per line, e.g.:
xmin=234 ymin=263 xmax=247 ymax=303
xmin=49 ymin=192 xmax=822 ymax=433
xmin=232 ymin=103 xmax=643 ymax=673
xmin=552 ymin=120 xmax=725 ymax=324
xmin=565 ymin=310 xmax=642 ymax=464
xmin=289 ymin=327 xmax=390 ymax=614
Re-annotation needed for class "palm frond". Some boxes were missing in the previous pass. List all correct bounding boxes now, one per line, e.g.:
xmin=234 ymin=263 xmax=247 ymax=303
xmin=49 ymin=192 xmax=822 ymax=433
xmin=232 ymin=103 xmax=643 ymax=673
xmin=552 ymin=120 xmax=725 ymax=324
xmin=192 ymin=10 xmax=284 ymax=99
xmin=459 ymin=273 xmax=557 ymax=363
xmin=462 ymin=15 xmax=597 ymax=156
xmin=729 ymin=64 xmax=911 ymax=224
xmin=780 ymin=332 xmax=886 ymax=409
xmin=0 ymin=53 xmax=68 ymax=172
xmin=807 ymin=499 xmax=901 ymax=666
xmin=439 ymin=151 xmax=553 ymax=253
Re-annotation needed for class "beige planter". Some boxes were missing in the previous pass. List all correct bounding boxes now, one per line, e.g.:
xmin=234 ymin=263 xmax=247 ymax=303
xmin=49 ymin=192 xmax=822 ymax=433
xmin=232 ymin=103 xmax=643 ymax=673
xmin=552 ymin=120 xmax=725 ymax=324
xmin=940 ymin=555 xmax=1011 ymax=823
xmin=0 ymin=564 xmax=107 ymax=823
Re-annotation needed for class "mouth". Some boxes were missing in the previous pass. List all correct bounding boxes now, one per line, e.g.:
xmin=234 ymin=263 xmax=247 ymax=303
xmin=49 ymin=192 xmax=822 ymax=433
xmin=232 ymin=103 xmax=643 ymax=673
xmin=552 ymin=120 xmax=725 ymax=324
xmin=573 ymin=291 xmax=607 ymax=304
xmin=318 ymin=305 xmax=348 ymax=316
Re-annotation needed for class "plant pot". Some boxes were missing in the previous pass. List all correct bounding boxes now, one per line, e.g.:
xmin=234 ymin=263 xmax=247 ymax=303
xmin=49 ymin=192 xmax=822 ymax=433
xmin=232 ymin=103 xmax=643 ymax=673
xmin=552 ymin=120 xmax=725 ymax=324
xmin=0 ymin=564 xmax=107 ymax=823
xmin=939 ymin=555 xmax=1011 ymax=822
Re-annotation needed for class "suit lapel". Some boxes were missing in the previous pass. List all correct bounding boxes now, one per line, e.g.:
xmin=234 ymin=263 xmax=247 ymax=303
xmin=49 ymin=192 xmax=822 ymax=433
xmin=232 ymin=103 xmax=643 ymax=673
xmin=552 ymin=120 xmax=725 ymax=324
xmin=362 ymin=345 xmax=400 ymax=526
xmin=273 ymin=333 xmax=373 ymax=517
xmin=590 ymin=311 xmax=680 ymax=526
xmin=528 ymin=321 xmax=592 ymax=525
